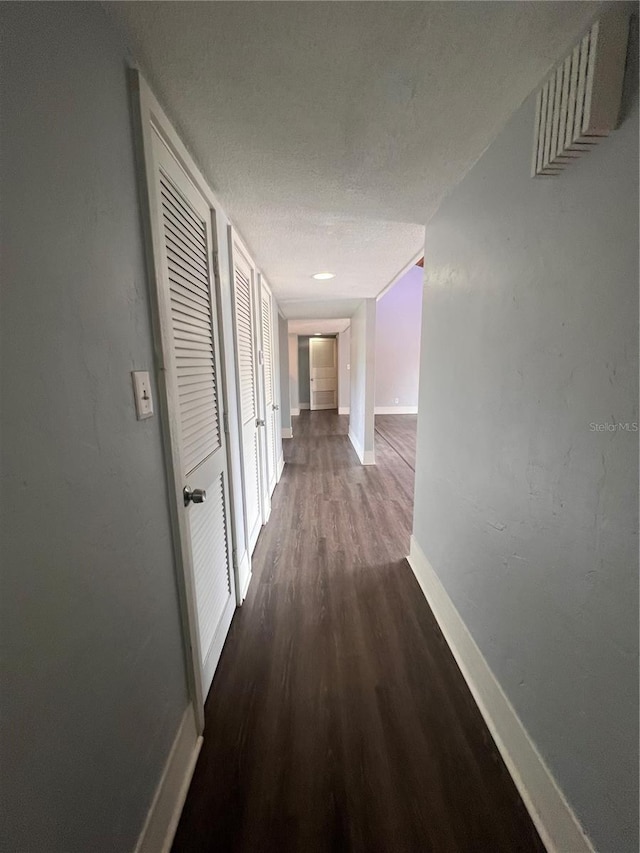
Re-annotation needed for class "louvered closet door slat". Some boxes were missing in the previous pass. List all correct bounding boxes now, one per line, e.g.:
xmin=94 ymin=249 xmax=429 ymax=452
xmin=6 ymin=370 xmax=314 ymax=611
xmin=161 ymin=208 xmax=207 ymax=254
xmin=160 ymin=178 xmax=207 ymax=241
xmin=179 ymin=384 xmax=217 ymax=405
xmin=167 ymin=254 xmax=209 ymax=295
xmin=262 ymin=294 xmax=273 ymax=405
xmin=170 ymin=286 xmax=210 ymax=316
xmin=165 ymin=233 xmax=209 ymax=279
xmin=161 ymin=172 xmax=221 ymax=476
xmin=234 ymin=265 xmax=255 ymax=424
xmin=188 ymin=472 xmax=231 ymax=657
xmin=161 ymin=205 xmax=207 ymax=254
xmin=168 ymin=267 xmax=210 ymax=299
xmin=173 ymin=315 xmax=211 ymax=334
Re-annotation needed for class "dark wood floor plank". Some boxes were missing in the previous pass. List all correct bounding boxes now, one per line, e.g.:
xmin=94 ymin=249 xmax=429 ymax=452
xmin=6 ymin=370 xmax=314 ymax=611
xmin=375 ymin=413 xmax=418 ymax=471
xmin=172 ymin=410 xmax=545 ymax=853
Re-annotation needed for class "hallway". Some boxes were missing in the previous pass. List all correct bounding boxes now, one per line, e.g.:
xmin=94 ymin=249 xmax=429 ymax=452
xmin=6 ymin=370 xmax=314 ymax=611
xmin=172 ymin=411 xmax=543 ymax=853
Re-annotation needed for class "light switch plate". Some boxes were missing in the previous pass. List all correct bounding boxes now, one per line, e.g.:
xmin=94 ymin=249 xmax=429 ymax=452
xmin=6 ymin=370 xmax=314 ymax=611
xmin=131 ymin=371 xmax=154 ymax=420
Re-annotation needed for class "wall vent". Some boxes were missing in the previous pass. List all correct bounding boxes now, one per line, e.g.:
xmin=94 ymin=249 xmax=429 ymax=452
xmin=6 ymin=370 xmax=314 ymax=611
xmin=531 ymin=11 xmax=630 ymax=177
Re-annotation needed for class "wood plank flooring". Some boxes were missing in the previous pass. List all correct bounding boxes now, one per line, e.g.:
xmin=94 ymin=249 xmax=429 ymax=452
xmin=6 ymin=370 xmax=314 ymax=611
xmin=375 ymin=414 xmax=418 ymax=471
xmin=172 ymin=411 xmax=544 ymax=853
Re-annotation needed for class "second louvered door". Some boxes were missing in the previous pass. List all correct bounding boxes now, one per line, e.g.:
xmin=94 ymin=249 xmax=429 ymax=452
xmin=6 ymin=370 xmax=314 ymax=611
xmin=153 ymin=136 xmax=235 ymax=698
xmin=231 ymin=243 xmax=262 ymax=554
xmin=260 ymin=281 xmax=277 ymax=496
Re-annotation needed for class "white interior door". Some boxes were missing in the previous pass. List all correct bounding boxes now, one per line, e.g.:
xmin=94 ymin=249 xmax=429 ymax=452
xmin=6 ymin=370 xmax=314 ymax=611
xmin=152 ymin=136 xmax=236 ymax=698
xmin=260 ymin=281 xmax=278 ymax=496
xmin=231 ymin=242 xmax=263 ymax=553
xmin=309 ymin=337 xmax=338 ymax=410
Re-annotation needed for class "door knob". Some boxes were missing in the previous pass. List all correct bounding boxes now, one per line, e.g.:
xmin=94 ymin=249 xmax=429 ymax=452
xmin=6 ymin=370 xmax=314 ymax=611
xmin=183 ymin=486 xmax=207 ymax=506
xmin=256 ymin=418 xmax=265 ymax=427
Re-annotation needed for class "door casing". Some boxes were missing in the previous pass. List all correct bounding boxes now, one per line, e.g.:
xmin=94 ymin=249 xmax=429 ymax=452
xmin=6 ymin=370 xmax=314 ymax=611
xmin=309 ymin=336 xmax=338 ymax=411
xmin=131 ymin=71 xmax=243 ymax=732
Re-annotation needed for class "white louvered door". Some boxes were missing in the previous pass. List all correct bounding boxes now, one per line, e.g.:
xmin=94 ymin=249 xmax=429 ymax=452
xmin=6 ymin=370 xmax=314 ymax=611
xmin=260 ymin=281 xmax=277 ymax=496
xmin=153 ymin=136 xmax=236 ymax=697
xmin=231 ymin=245 xmax=262 ymax=553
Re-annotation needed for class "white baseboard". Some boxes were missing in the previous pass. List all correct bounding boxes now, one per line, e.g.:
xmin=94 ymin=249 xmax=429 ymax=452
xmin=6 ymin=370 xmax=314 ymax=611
xmin=299 ymin=403 xmax=310 ymax=410
xmin=277 ymin=452 xmax=285 ymax=479
xmin=237 ymin=549 xmax=251 ymax=603
xmin=338 ymin=406 xmax=350 ymax=415
xmin=281 ymin=427 xmax=293 ymax=439
xmin=375 ymin=405 xmax=418 ymax=415
xmin=407 ymin=536 xmax=594 ymax=853
xmin=135 ymin=704 xmax=202 ymax=853
xmin=240 ymin=568 xmax=252 ymax=603
xmin=291 ymin=408 xmax=300 ymax=417
xmin=348 ymin=429 xmax=375 ymax=466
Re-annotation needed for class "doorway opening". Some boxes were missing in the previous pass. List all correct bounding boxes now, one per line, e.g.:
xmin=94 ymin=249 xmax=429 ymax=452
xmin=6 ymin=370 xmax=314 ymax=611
xmin=373 ymin=259 xmax=423 ymax=472
xmin=287 ymin=319 xmax=350 ymax=420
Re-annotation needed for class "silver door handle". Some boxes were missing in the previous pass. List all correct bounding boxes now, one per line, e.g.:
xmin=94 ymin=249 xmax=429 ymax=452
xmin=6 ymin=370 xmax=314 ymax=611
xmin=256 ymin=418 xmax=265 ymax=427
xmin=273 ymin=404 xmax=279 ymax=411
xmin=183 ymin=486 xmax=207 ymax=506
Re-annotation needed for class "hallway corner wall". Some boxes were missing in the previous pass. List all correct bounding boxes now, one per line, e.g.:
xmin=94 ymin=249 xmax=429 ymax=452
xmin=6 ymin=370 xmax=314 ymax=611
xmin=298 ymin=335 xmax=310 ymax=407
xmin=338 ymin=327 xmax=351 ymax=413
xmin=0 ymin=4 xmax=190 ymax=851
xmin=412 ymin=20 xmax=639 ymax=852
xmin=278 ymin=314 xmax=292 ymax=436
xmin=288 ymin=333 xmax=299 ymax=417
xmin=375 ymin=265 xmax=423 ymax=412
xmin=349 ymin=300 xmax=376 ymax=464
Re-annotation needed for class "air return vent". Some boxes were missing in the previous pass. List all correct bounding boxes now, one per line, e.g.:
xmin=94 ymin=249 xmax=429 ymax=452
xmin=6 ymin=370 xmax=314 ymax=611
xmin=531 ymin=11 xmax=629 ymax=177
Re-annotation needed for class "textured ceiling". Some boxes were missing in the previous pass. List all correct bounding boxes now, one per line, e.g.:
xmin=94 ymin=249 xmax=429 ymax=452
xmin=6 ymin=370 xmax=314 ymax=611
xmin=107 ymin=1 xmax=596 ymax=307
xmin=288 ymin=319 xmax=350 ymax=336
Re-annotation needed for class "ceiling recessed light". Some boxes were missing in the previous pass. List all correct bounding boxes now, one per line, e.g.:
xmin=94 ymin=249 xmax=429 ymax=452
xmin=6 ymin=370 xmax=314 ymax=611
xmin=315 ymin=332 xmax=322 ymax=335
xmin=312 ymin=272 xmax=335 ymax=280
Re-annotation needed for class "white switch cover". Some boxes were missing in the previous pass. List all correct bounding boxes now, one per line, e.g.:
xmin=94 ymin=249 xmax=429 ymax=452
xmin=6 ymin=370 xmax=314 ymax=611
xmin=131 ymin=371 xmax=154 ymax=420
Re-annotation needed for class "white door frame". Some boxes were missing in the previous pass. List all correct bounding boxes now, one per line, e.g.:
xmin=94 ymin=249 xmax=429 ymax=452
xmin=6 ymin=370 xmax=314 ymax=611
xmin=131 ymin=71 xmax=242 ymax=732
xmin=255 ymin=273 xmax=271 ymax=523
xmin=309 ymin=336 xmax=338 ymax=411
xmin=228 ymin=231 xmax=268 ymax=550
xmin=258 ymin=275 xmax=278 ymax=498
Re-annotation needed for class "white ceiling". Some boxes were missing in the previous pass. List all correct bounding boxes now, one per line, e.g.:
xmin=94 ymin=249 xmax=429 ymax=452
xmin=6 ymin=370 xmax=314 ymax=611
xmin=288 ymin=318 xmax=350 ymax=337
xmin=108 ymin=1 xmax=596 ymax=309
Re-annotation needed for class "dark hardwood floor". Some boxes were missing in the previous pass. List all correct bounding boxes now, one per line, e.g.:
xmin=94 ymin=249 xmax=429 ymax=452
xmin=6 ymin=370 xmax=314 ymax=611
xmin=375 ymin=413 xmax=418 ymax=471
xmin=172 ymin=411 xmax=544 ymax=853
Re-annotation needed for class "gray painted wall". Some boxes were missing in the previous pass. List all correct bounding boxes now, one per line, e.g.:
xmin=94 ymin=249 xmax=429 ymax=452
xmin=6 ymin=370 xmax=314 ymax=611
xmin=375 ymin=266 xmax=423 ymax=408
xmin=349 ymin=300 xmax=376 ymax=461
xmin=288 ymin=334 xmax=299 ymax=415
xmin=338 ymin=328 xmax=351 ymax=411
xmin=413 ymin=30 xmax=639 ymax=852
xmin=278 ymin=314 xmax=291 ymax=432
xmin=298 ymin=335 xmax=310 ymax=405
xmin=1 ymin=5 xmax=189 ymax=851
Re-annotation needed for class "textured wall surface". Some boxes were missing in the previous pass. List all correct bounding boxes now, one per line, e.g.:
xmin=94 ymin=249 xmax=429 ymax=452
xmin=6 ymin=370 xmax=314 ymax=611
xmin=300 ymin=334 xmax=340 ymax=409
xmin=279 ymin=314 xmax=291 ymax=431
xmin=288 ymin=334 xmax=299 ymax=414
xmin=375 ymin=266 xmax=423 ymax=408
xmin=413 ymin=37 xmax=639 ymax=852
xmin=349 ymin=300 xmax=376 ymax=460
xmin=338 ymin=328 xmax=351 ymax=410
xmin=1 ymin=5 xmax=188 ymax=851
xmin=298 ymin=336 xmax=310 ymax=405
